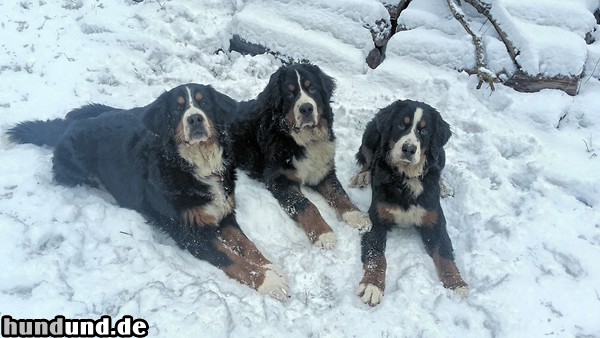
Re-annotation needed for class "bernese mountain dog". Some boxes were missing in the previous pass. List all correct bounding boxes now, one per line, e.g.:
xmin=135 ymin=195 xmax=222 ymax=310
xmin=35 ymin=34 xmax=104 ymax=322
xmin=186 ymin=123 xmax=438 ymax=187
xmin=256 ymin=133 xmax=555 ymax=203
xmin=7 ymin=84 xmax=290 ymax=301
xmin=349 ymin=99 xmax=468 ymax=306
xmin=230 ymin=64 xmax=371 ymax=249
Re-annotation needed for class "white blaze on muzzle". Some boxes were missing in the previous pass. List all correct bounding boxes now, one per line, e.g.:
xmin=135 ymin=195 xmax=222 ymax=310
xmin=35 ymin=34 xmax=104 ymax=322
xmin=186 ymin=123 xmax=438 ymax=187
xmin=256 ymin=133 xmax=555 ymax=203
xmin=182 ymin=86 xmax=211 ymax=144
xmin=391 ymin=107 xmax=423 ymax=166
xmin=293 ymin=70 xmax=319 ymax=129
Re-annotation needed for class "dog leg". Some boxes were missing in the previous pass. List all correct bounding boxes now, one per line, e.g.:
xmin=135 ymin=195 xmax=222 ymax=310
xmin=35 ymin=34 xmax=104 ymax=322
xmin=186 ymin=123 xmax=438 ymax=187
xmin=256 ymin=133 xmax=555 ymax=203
xmin=313 ymin=171 xmax=371 ymax=231
xmin=217 ymin=214 xmax=274 ymax=267
xmin=357 ymin=226 xmax=388 ymax=306
xmin=419 ymin=211 xmax=468 ymax=296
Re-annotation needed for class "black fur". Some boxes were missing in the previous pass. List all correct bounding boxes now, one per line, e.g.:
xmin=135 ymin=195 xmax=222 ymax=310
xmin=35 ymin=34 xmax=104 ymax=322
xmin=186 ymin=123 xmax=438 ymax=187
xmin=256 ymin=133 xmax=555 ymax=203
xmin=354 ymin=100 xmax=467 ymax=306
xmin=6 ymin=84 xmax=287 ymax=296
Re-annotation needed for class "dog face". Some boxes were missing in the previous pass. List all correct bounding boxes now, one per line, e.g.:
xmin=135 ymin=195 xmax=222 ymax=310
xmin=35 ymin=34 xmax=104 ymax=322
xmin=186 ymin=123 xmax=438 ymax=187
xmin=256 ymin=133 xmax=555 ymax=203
xmin=378 ymin=101 xmax=451 ymax=178
xmin=144 ymin=84 xmax=233 ymax=147
xmin=259 ymin=64 xmax=336 ymax=145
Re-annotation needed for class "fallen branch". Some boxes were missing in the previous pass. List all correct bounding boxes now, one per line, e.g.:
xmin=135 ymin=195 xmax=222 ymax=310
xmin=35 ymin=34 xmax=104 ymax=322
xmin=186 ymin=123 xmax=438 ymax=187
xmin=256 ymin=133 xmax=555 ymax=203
xmin=446 ymin=0 xmax=497 ymax=90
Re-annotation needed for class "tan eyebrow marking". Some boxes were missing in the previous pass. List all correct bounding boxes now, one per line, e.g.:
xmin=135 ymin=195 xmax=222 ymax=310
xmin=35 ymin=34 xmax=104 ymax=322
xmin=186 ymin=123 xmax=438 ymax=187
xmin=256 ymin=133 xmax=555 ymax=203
xmin=404 ymin=116 xmax=411 ymax=125
xmin=289 ymin=84 xmax=296 ymax=91
xmin=304 ymin=80 xmax=311 ymax=88
xmin=195 ymin=92 xmax=203 ymax=102
xmin=178 ymin=96 xmax=185 ymax=105
xmin=419 ymin=120 xmax=426 ymax=128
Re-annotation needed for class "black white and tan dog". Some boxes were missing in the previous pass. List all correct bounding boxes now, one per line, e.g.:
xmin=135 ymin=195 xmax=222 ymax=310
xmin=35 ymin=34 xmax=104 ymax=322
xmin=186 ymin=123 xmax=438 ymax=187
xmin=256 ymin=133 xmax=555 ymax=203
xmin=7 ymin=84 xmax=289 ymax=301
xmin=349 ymin=100 xmax=468 ymax=306
xmin=230 ymin=64 xmax=371 ymax=249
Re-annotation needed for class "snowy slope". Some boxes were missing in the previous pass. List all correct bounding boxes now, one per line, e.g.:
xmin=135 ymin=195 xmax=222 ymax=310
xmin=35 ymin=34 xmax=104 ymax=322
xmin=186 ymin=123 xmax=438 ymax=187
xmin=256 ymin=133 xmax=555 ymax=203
xmin=1 ymin=1 xmax=600 ymax=337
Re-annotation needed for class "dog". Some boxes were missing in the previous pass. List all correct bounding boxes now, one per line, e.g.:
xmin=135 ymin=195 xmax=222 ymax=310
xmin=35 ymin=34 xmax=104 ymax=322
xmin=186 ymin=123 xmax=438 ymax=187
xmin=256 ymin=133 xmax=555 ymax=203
xmin=349 ymin=99 xmax=468 ymax=306
xmin=7 ymin=84 xmax=290 ymax=301
xmin=230 ymin=64 xmax=371 ymax=249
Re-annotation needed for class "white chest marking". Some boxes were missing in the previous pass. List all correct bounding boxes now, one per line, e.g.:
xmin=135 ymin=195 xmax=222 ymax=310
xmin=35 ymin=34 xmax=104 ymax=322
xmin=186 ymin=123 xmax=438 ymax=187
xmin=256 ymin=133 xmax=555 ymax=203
xmin=178 ymin=143 xmax=224 ymax=179
xmin=293 ymin=140 xmax=335 ymax=186
xmin=198 ymin=177 xmax=234 ymax=222
xmin=388 ymin=205 xmax=426 ymax=228
xmin=404 ymin=177 xmax=424 ymax=197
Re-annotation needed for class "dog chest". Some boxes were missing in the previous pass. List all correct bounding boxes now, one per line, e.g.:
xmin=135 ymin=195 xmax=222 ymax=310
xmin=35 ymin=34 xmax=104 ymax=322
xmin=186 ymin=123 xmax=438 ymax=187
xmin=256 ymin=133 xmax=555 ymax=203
xmin=293 ymin=140 xmax=335 ymax=186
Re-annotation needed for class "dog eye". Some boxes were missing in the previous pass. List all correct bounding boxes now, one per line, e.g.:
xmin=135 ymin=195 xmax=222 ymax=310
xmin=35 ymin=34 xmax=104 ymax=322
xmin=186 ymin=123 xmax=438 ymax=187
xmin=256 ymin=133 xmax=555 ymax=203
xmin=287 ymin=92 xmax=295 ymax=98
xmin=419 ymin=128 xmax=428 ymax=135
xmin=399 ymin=124 xmax=406 ymax=130
xmin=308 ymin=86 xmax=316 ymax=94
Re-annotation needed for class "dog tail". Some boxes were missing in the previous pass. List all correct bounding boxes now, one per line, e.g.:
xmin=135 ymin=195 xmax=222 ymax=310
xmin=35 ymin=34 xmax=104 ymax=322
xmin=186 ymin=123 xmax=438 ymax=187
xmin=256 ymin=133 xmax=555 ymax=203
xmin=6 ymin=118 xmax=71 ymax=147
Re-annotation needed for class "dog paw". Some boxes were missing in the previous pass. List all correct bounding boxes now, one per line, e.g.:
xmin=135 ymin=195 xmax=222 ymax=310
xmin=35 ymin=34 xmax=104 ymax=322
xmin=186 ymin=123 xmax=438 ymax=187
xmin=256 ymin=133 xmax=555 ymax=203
xmin=453 ymin=285 xmax=469 ymax=299
xmin=314 ymin=232 xmax=337 ymax=250
xmin=349 ymin=171 xmax=371 ymax=188
xmin=257 ymin=269 xmax=290 ymax=302
xmin=439 ymin=178 xmax=454 ymax=198
xmin=342 ymin=210 xmax=372 ymax=231
xmin=357 ymin=283 xmax=383 ymax=307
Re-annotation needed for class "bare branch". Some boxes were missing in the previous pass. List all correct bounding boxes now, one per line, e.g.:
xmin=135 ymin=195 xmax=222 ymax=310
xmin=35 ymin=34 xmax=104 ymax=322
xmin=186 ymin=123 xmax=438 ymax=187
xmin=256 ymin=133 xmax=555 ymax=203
xmin=446 ymin=0 xmax=497 ymax=90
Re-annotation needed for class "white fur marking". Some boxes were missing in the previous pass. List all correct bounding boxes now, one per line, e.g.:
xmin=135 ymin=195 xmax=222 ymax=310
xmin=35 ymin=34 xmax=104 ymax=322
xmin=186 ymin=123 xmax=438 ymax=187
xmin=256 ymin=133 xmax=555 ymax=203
xmin=182 ymin=86 xmax=210 ymax=144
xmin=196 ymin=177 xmax=233 ymax=223
xmin=454 ymin=286 xmax=470 ymax=299
xmin=314 ymin=232 xmax=337 ymax=250
xmin=404 ymin=177 xmax=424 ymax=197
xmin=294 ymin=70 xmax=318 ymax=127
xmin=178 ymin=143 xmax=224 ymax=179
xmin=342 ymin=210 xmax=372 ymax=231
xmin=257 ymin=269 xmax=290 ymax=302
xmin=293 ymin=140 xmax=335 ymax=186
xmin=387 ymin=204 xmax=427 ymax=228
xmin=357 ymin=283 xmax=384 ymax=306
xmin=390 ymin=107 xmax=423 ymax=168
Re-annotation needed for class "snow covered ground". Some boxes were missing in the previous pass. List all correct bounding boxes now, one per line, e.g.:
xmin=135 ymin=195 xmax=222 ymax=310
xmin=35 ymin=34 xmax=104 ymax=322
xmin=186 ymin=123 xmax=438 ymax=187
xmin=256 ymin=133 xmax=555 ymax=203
xmin=1 ymin=0 xmax=599 ymax=337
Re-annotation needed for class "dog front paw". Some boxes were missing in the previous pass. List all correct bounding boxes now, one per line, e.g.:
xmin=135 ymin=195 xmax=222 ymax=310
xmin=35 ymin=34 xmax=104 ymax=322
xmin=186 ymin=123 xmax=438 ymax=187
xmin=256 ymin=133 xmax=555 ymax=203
xmin=257 ymin=269 xmax=290 ymax=302
xmin=349 ymin=171 xmax=371 ymax=188
xmin=342 ymin=210 xmax=372 ymax=231
xmin=314 ymin=232 xmax=337 ymax=250
xmin=357 ymin=283 xmax=384 ymax=307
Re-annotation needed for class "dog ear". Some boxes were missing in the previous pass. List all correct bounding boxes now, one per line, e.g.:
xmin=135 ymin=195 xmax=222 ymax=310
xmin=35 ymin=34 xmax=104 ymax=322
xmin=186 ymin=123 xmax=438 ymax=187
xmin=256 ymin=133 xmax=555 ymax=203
xmin=258 ymin=67 xmax=283 ymax=111
xmin=143 ymin=91 xmax=172 ymax=144
xmin=430 ymin=109 xmax=451 ymax=160
xmin=312 ymin=64 xmax=336 ymax=102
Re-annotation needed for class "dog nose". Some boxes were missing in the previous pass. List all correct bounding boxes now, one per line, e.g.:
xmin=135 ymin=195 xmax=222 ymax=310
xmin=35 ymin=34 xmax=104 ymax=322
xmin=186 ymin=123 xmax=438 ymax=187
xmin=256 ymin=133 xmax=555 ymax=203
xmin=299 ymin=103 xmax=314 ymax=116
xmin=187 ymin=114 xmax=204 ymax=125
xmin=402 ymin=143 xmax=417 ymax=155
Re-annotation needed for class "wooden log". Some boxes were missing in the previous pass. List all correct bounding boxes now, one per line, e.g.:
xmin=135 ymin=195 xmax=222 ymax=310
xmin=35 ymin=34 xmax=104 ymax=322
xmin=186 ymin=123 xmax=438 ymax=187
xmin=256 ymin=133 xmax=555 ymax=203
xmin=503 ymin=70 xmax=580 ymax=96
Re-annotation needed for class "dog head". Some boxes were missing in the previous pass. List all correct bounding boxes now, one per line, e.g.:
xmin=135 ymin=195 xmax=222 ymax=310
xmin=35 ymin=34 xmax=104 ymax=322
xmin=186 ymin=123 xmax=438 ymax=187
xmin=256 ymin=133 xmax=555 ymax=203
xmin=143 ymin=83 xmax=235 ymax=147
xmin=258 ymin=63 xmax=336 ymax=145
xmin=376 ymin=100 xmax=451 ymax=178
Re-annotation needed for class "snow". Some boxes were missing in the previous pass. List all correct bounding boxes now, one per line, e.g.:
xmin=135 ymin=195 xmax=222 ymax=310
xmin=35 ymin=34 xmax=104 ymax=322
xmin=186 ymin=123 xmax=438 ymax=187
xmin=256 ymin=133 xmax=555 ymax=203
xmin=1 ymin=0 xmax=600 ymax=337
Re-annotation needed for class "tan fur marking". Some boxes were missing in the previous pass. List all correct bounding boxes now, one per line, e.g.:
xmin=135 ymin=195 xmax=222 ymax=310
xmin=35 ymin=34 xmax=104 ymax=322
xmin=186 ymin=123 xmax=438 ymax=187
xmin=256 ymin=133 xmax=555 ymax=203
xmin=376 ymin=202 xmax=426 ymax=228
xmin=404 ymin=116 xmax=411 ymax=125
xmin=419 ymin=120 xmax=426 ymax=128
xmin=182 ymin=206 xmax=218 ymax=227
xmin=360 ymin=256 xmax=387 ymax=291
xmin=195 ymin=92 xmax=203 ymax=102
xmin=288 ymin=84 xmax=295 ymax=92
xmin=421 ymin=211 xmax=439 ymax=230
xmin=283 ymin=169 xmax=300 ymax=183
xmin=214 ymin=238 xmax=267 ymax=289
xmin=304 ymin=79 xmax=311 ymax=88
xmin=177 ymin=96 xmax=185 ymax=105
xmin=431 ymin=248 xmax=468 ymax=290
xmin=295 ymin=203 xmax=333 ymax=244
xmin=175 ymin=121 xmax=186 ymax=144
xmin=219 ymin=226 xmax=271 ymax=266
